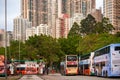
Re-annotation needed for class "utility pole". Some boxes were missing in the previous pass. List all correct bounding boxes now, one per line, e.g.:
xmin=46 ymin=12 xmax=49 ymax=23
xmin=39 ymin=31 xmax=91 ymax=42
xmin=5 ymin=0 xmax=8 ymax=79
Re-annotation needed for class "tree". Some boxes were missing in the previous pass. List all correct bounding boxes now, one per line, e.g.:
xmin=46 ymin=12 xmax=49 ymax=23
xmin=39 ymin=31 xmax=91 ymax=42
xmin=25 ymin=34 xmax=63 ymax=67
xmin=77 ymin=33 xmax=120 ymax=54
xmin=10 ymin=40 xmax=20 ymax=60
xmin=80 ymin=14 xmax=96 ymax=35
xmin=0 ymin=47 xmax=5 ymax=55
xmin=115 ymin=32 xmax=120 ymax=37
xmin=68 ymin=22 xmax=81 ymax=37
xmin=58 ymin=36 xmax=82 ymax=55
xmin=95 ymin=17 xmax=114 ymax=34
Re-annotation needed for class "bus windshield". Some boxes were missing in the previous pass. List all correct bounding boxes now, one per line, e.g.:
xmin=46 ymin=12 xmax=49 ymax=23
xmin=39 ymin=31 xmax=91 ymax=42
xmin=67 ymin=56 xmax=77 ymax=61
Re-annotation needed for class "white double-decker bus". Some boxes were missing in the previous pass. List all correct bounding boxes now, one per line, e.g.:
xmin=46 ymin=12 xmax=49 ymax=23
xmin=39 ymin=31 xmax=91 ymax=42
xmin=94 ymin=43 xmax=120 ymax=77
xmin=60 ymin=55 xmax=78 ymax=75
xmin=79 ymin=52 xmax=95 ymax=76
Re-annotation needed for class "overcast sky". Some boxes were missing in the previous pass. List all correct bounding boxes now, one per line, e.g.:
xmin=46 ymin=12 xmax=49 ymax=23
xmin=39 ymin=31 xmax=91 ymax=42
xmin=0 ymin=0 xmax=103 ymax=31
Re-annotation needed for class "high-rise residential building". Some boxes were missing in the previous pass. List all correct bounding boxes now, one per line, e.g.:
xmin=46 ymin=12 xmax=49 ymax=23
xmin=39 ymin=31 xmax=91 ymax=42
xmin=26 ymin=24 xmax=50 ymax=40
xmin=13 ymin=16 xmax=32 ymax=42
xmin=21 ymin=0 xmax=97 ymax=38
xmin=91 ymin=8 xmax=103 ymax=22
xmin=0 ymin=29 xmax=5 ymax=47
xmin=26 ymin=27 xmax=36 ymax=40
xmin=22 ymin=0 xmax=48 ymax=27
xmin=103 ymin=0 xmax=120 ymax=33
xmin=71 ymin=13 xmax=85 ymax=26
xmin=67 ymin=0 xmax=95 ymax=17
xmin=0 ymin=29 xmax=12 ymax=47
xmin=56 ymin=14 xmax=70 ymax=38
xmin=7 ymin=31 xmax=13 ymax=46
xmin=36 ymin=24 xmax=50 ymax=36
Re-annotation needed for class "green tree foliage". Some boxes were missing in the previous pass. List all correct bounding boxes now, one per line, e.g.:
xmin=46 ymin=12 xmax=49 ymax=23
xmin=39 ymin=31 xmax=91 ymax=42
xmin=115 ymin=32 xmax=120 ymax=37
xmin=95 ymin=17 xmax=114 ymax=34
xmin=68 ymin=22 xmax=81 ymax=37
xmin=10 ymin=40 xmax=20 ymax=59
xmin=80 ymin=14 xmax=96 ymax=35
xmin=9 ymin=40 xmax=26 ymax=60
xmin=22 ymin=43 xmax=37 ymax=60
xmin=80 ymin=15 xmax=114 ymax=35
xmin=0 ymin=47 xmax=5 ymax=55
xmin=58 ymin=36 xmax=82 ymax=55
xmin=25 ymin=35 xmax=63 ymax=66
xmin=77 ymin=33 xmax=120 ymax=54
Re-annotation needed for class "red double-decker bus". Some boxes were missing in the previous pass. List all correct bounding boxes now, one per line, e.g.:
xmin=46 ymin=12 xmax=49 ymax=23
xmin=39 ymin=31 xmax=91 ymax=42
xmin=0 ymin=55 xmax=10 ymax=76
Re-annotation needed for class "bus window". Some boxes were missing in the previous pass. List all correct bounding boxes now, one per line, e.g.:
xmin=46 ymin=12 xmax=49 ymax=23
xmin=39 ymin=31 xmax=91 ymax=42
xmin=115 ymin=46 xmax=120 ymax=51
xmin=67 ymin=65 xmax=77 ymax=67
xmin=67 ymin=56 xmax=77 ymax=61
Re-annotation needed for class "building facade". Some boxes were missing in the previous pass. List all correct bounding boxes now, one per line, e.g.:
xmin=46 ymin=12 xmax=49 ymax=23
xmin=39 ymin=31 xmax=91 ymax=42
xmin=57 ymin=14 xmax=70 ymax=38
xmin=21 ymin=0 xmax=98 ymax=38
xmin=26 ymin=24 xmax=50 ymax=40
xmin=26 ymin=27 xmax=36 ymax=40
xmin=91 ymin=8 xmax=103 ymax=22
xmin=67 ymin=0 xmax=95 ymax=17
xmin=22 ymin=0 xmax=48 ymax=27
xmin=0 ymin=29 xmax=12 ymax=47
xmin=13 ymin=16 xmax=32 ymax=41
xmin=103 ymin=0 xmax=120 ymax=33
xmin=0 ymin=29 xmax=5 ymax=47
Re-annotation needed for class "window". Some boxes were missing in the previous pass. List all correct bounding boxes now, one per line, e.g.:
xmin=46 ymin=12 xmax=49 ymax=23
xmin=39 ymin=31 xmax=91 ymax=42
xmin=81 ymin=53 xmax=90 ymax=60
xmin=67 ymin=56 xmax=77 ymax=61
xmin=115 ymin=46 xmax=120 ymax=51
xmin=95 ymin=46 xmax=110 ymax=57
xmin=67 ymin=65 xmax=77 ymax=67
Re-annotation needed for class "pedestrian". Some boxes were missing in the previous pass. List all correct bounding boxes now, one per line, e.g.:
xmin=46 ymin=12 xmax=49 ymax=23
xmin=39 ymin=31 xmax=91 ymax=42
xmin=46 ymin=67 xmax=49 ymax=75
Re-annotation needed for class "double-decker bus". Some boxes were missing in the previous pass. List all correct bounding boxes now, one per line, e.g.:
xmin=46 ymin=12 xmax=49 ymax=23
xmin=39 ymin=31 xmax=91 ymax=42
xmin=16 ymin=64 xmax=26 ymax=75
xmin=16 ymin=60 xmax=39 ymax=75
xmin=79 ymin=52 xmax=95 ymax=75
xmin=0 ymin=55 xmax=10 ymax=76
xmin=60 ymin=55 xmax=78 ymax=75
xmin=93 ymin=43 xmax=120 ymax=77
xmin=25 ymin=61 xmax=38 ymax=75
xmin=0 ymin=55 xmax=5 ymax=76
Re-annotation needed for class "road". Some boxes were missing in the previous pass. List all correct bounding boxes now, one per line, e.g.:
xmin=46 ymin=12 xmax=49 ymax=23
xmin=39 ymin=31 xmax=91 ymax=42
xmin=18 ymin=73 xmax=120 ymax=80
xmin=40 ymin=73 xmax=120 ymax=80
xmin=19 ymin=75 xmax=43 ymax=80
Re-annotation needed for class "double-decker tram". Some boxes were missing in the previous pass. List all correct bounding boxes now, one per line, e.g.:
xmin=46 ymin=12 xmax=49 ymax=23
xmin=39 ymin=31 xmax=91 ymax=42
xmin=79 ymin=52 xmax=95 ymax=75
xmin=94 ymin=43 xmax=120 ymax=77
xmin=60 ymin=55 xmax=78 ymax=75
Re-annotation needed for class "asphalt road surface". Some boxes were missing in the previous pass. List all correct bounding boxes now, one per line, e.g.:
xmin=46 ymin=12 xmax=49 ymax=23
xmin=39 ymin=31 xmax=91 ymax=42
xmin=18 ymin=73 xmax=120 ymax=80
xmin=40 ymin=73 xmax=120 ymax=80
xmin=19 ymin=75 xmax=43 ymax=80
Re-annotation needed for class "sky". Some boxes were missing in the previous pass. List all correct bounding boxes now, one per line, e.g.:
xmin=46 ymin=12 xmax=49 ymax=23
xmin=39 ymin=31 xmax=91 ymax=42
xmin=0 ymin=0 xmax=103 ymax=31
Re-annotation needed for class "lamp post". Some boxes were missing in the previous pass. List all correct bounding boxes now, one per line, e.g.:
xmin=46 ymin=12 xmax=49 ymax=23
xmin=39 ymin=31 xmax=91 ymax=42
xmin=4 ymin=0 xmax=7 ymax=79
xmin=18 ymin=34 xmax=21 ymax=75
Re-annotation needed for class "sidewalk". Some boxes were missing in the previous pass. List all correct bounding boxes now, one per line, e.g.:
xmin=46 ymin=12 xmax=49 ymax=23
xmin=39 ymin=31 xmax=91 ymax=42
xmin=0 ymin=75 xmax=21 ymax=80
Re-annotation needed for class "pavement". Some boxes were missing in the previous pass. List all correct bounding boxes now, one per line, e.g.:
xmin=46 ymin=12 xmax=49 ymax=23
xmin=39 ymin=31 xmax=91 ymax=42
xmin=19 ymin=75 xmax=43 ymax=80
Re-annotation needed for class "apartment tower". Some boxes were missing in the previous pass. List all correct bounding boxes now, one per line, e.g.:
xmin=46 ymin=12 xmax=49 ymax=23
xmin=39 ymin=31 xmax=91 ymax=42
xmin=22 ymin=0 xmax=48 ymax=27
xmin=13 ymin=16 xmax=32 ymax=42
xmin=103 ymin=0 xmax=120 ymax=33
xmin=67 ymin=0 xmax=95 ymax=17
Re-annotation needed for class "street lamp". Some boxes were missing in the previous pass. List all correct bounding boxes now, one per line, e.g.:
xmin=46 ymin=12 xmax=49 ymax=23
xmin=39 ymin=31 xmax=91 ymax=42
xmin=4 ymin=0 xmax=7 ymax=79
xmin=18 ymin=34 xmax=21 ymax=75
